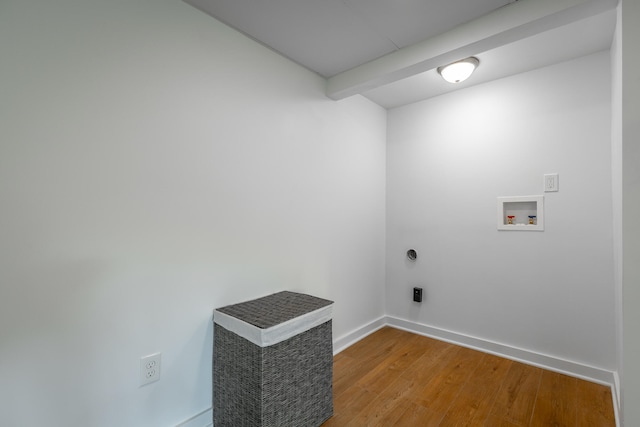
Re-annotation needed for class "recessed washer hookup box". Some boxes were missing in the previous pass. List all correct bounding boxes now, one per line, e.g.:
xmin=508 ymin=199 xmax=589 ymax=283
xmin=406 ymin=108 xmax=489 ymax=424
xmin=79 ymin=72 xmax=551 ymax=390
xmin=213 ymin=291 xmax=334 ymax=427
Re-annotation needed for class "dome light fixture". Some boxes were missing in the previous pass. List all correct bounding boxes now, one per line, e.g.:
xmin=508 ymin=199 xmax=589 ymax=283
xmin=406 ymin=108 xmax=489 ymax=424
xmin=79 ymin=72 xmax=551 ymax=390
xmin=437 ymin=57 xmax=480 ymax=83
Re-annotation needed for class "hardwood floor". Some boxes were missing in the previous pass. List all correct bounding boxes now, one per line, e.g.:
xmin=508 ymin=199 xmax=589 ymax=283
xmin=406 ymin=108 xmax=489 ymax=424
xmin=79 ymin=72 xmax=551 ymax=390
xmin=322 ymin=327 xmax=615 ymax=426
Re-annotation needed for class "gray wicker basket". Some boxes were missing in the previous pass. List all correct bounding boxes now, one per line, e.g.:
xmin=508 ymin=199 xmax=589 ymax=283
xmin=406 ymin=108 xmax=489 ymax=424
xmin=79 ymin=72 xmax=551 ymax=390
xmin=213 ymin=291 xmax=334 ymax=427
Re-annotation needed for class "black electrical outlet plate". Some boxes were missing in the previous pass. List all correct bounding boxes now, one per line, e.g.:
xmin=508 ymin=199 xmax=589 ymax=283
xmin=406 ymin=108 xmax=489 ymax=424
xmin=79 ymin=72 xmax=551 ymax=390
xmin=413 ymin=287 xmax=423 ymax=303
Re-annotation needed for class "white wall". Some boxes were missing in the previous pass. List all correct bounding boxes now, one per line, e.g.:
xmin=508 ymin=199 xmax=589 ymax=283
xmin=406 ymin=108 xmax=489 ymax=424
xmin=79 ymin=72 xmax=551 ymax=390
xmin=0 ymin=1 xmax=386 ymax=426
xmin=611 ymin=2 xmax=623 ymax=413
xmin=621 ymin=0 xmax=640 ymax=424
xmin=386 ymin=52 xmax=616 ymax=371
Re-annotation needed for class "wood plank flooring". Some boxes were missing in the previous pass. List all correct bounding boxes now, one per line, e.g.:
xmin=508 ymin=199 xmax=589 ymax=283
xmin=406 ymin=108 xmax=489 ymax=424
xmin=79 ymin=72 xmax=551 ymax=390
xmin=322 ymin=327 xmax=615 ymax=426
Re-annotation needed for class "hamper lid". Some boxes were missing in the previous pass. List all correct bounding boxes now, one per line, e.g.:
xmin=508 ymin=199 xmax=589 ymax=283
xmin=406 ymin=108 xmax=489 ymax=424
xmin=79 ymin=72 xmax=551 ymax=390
xmin=213 ymin=291 xmax=333 ymax=347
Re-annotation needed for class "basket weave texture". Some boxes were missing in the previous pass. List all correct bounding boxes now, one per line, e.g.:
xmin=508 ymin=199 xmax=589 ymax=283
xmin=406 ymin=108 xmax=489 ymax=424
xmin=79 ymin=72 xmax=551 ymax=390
xmin=213 ymin=291 xmax=334 ymax=427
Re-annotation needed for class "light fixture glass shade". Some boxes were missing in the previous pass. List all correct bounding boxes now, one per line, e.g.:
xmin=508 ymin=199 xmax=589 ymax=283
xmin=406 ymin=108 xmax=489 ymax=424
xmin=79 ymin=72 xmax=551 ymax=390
xmin=437 ymin=57 xmax=479 ymax=83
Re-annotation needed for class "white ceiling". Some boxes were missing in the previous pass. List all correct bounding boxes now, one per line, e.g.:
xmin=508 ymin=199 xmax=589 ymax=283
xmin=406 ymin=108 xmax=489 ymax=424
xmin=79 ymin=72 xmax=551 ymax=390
xmin=364 ymin=10 xmax=616 ymax=109
xmin=184 ymin=0 xmax=617 ymax=109
xmin=184 ymin=0 xmax=515 ymax=77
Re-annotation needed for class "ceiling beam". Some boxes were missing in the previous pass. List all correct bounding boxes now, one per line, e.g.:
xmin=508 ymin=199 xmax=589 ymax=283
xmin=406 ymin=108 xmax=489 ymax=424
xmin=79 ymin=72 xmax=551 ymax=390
xmin=326 ymin=0 xmax=618 ymax=100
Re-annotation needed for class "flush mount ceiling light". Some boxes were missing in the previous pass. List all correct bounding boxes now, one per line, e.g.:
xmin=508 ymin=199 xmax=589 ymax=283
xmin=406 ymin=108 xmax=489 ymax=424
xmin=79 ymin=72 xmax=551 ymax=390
xmin=437 ymin=57 xmax=480 ymax=83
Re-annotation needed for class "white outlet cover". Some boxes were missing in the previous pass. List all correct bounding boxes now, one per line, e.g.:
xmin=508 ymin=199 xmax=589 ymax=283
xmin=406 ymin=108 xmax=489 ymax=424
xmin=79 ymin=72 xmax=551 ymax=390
xmin=140 ymin=353 xmax=161 ymax=386
xmin=544 ymin=173 xmax=559 ymax=192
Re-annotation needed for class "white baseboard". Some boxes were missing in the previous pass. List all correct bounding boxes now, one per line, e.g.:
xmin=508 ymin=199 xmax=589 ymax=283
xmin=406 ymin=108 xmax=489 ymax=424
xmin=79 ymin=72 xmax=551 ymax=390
xmin=333 ymin=315 xmax=387 ymax=355
xmin=612 ymin=371 xmax=621 ymax=427
xmin=613 ymin=370 xmax=621 ymax=406
xmin=175 ymin=407 xmax=212 ymax=427
xmin=386 ymin=316 xmax=616 ymax=387
xmin=332 ymin=315 xmax=617 ymax=387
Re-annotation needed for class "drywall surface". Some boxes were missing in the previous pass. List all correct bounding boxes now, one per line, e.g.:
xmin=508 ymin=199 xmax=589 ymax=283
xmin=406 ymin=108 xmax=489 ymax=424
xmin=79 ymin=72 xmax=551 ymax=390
xmin=611 ymin=3 xmax=623 ymax=413
xmin=0 ymin=1 xmax=386 ymax=425
xmin=621 ymin=0 xmax=640 ymax=424
xmin=386 ymin=52 xmax=615 ymax=371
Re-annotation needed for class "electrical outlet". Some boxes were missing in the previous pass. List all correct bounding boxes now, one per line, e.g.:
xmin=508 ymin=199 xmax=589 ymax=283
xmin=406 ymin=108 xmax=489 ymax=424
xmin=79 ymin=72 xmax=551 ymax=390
xmin=140 ymin=353 xmax=161 ymax=386
xmin=544 ymin=173 xmax=559 ymax=192
xmin=413 ymin=287 xmax=423 ymax=303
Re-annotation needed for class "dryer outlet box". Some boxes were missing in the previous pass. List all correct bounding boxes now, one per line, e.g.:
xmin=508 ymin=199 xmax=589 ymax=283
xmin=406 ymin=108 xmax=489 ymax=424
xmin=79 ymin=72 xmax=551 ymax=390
xmin=413 ymin=287 xmax=423 ymax=303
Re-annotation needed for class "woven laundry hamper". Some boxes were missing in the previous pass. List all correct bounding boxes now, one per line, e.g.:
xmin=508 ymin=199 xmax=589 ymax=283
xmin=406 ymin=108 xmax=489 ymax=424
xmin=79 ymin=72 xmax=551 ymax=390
xmin=213 ymin=291 xmax=334 ymax=427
